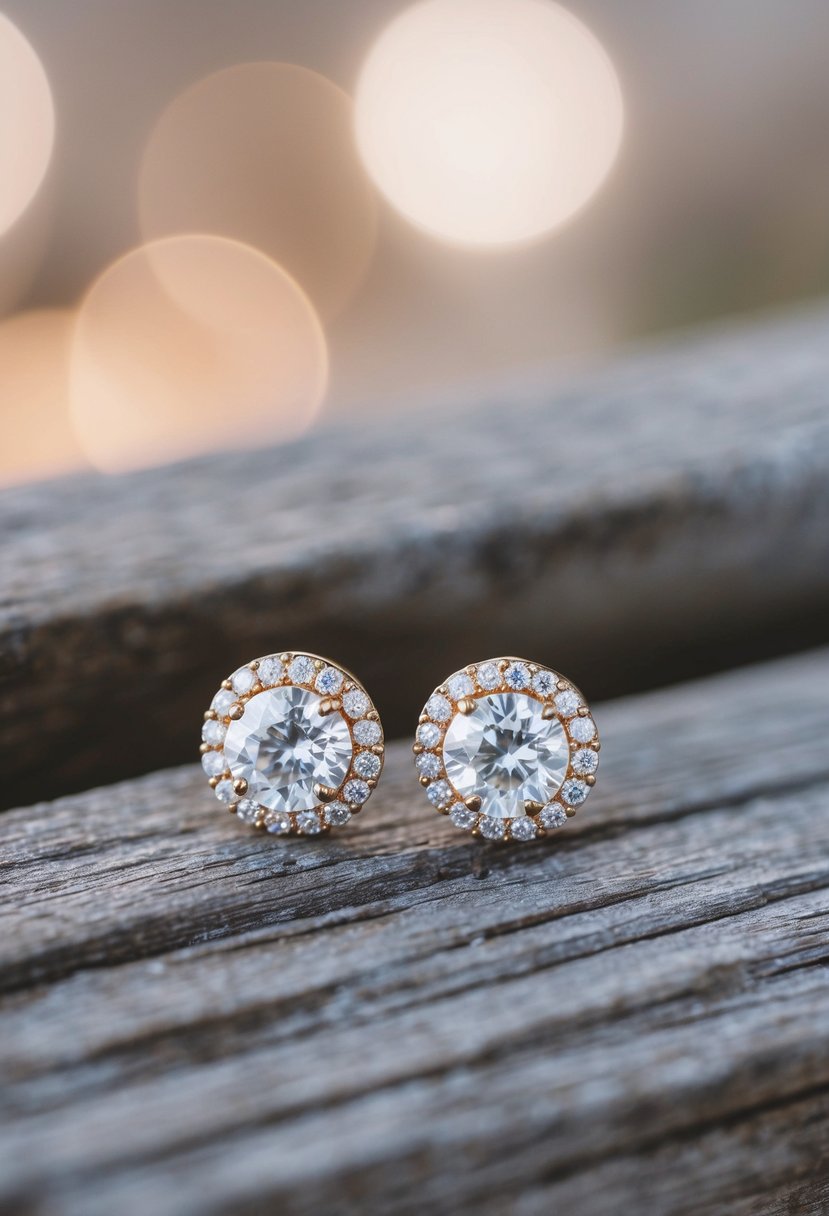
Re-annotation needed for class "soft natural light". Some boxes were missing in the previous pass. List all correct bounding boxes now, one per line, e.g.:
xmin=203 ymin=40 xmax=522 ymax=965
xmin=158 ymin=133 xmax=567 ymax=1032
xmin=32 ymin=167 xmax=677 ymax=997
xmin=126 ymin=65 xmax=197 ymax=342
xmin=354 ymin=0 xmax=623 ymax=247
xmin=0 ymin=13 xmax=55 ymax=236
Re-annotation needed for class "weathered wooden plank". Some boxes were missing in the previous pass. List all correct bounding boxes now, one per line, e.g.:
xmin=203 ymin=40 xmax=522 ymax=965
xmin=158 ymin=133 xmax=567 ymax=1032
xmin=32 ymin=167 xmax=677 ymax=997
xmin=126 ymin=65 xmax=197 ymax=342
xmin=0 ymin=649 xmax=828 ymax=1214
xmin=2 ymin=304 xmax=829 ymax=806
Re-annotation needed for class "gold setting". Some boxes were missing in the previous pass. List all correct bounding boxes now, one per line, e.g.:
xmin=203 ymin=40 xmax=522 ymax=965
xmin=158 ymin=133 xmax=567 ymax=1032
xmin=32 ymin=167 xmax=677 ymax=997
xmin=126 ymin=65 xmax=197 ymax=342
xmin=200 ymin=651 xmax=384 ymax=837
xmin=414 ymin=656 xmax=599 ymax=843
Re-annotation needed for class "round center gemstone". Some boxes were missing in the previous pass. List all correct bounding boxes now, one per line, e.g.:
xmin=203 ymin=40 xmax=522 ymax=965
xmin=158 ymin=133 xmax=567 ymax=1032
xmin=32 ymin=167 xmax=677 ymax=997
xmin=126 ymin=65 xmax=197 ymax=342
xmin=443 ymin=692 xmax=568 ymax=818
xmin=223 ymin=685 xmax=353 ymax=812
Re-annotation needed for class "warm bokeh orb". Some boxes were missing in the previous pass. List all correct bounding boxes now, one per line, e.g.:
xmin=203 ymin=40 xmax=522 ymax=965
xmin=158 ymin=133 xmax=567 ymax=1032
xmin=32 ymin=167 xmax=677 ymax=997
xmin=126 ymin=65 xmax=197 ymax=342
xmin=0 ymin=310 xmax=88 ymax=486
xmin=69 ymin=235 xmax=328 ymax=474
xmin=139 ymin=63 xmax=377 ymax=319
xmin=0 ymin=13 xmax=55 ymax=237
xmin=354 ymin=0 xmax=624 ymax=247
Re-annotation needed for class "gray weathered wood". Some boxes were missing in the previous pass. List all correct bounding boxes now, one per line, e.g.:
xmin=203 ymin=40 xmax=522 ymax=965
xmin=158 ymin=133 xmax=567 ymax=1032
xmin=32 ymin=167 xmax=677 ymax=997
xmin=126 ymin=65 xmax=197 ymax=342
xmin=3 ymin=303 xmax=829 ymax=806
xmin=1 ymin=648 xmax=828 ymax=1215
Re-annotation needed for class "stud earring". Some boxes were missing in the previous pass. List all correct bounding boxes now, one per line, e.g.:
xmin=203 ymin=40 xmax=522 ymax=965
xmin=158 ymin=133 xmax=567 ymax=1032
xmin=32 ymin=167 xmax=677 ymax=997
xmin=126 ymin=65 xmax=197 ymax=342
xmin=201 ymin=652 xmax=384 ymax=836
xmin=414 ymin=657 xmax=599 ymax=842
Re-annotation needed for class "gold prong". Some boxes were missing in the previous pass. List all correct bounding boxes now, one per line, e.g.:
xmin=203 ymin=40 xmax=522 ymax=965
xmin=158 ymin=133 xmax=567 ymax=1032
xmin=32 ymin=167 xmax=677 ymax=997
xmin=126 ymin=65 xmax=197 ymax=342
xmin=565 ymin=806 xmax=577 ymax=817
xmin=228 ymin=803 xmax=238 ymax=815
xmin=367 ymin=710 xmax=379 ymax=721
xmin=418 ymin=713 xmax=429 ymax=724
xmin=524 ymin=800 xmax=543 ymax=814
xmin=457 ymin=697 xmax=475 ymax=715
xmin=585 ymin=775 xmax=596 ymax=786
xmin=577 ymin=706 xmax=589 ymax=717
xmin=314 ymin=658 xmax=325 ymax=670
xmin=556 ymin=679 xmax=568 ymax=690
xmin=250 ymin=659 xmax=260 ymax=670
xmin=199 ymin=743 xmax=210 ymax=754
xmin=541 ymin=704 xmax=557 ymax=720
xmin=314 ymin=783 xmax=338 ymax=803
xmin=412 ymin=742 xmax=424 ymax=754
xmin=222 ymin=679 xmax=233 ymax=691
xmin=233 ymin=778 xmax=248 ymax=796
xmin=371 ymin=744 xmax=384 ymax=756
xmin=228 ymin=702 xmax=244 ymax=720
xmin=419 ymin=776 xmax=431 ymax=787
xmin=319 ymin=697 xmax=342 ymax=716
xmin=464 ymin=795 xmax=482 ymax=812
xmin=204 ymin=709 xmax=217 ymax=721
xmin=593 ymin=742 xmax=601 ymax=752
xmin=208 ymin=776 xmax=221 ymax=789
xmin=367 ymin=779 xmax=377 ymax=790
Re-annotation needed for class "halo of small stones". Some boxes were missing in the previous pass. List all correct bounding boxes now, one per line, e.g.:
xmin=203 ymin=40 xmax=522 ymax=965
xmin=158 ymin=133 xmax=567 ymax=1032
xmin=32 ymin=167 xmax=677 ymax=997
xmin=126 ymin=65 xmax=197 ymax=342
xmin=414 ymin=658 xmax=599 ymax=843
xmin=200 ymin=652 xmax=384 ymax=836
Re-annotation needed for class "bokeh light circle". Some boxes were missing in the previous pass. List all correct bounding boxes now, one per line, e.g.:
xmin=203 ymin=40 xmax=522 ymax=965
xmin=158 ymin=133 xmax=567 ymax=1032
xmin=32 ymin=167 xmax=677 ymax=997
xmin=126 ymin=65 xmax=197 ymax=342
xmin=69 ymin=235 xmax=328 ymax=474
xmin=139 ymin=63 xmax=377 ymax=319
xmin=0 ymin=310 xmax=87 ymax=486
xmin=0 ymin=14 xmax=55 ymax=237
xmin=354 ymin=0 xmax=624 ymax=247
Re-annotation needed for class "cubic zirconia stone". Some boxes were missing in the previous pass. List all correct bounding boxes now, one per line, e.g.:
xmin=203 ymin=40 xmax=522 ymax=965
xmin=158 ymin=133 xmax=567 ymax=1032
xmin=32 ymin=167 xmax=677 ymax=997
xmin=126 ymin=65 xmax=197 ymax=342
xmin=201 ymin=751 xmax=226 ymax=778
xmin=211 ymin=688 xmax=236 ymax=717
xmin=569 ymin=716 xmax=596 ymax=743
xmin=555 ymin=689 xmax=581 ymax=717
xmin=531 ymin=671 xmax=556 ymax=697
xmin=296 ymin=809 xmax=322 ymax=834
xmin=324 ymin=801 xmax=351 ymax=827
xmin=415 ymin=751 xmax=441 ymax=778
xmin=540 ymin=804 xmax=567 ymax=829
xmin=231 ymin=666 xmax=256 ymax=695
xmin=450 ymin=804 xmax=478 ymax=829
xmin=265 ymin=810 xmax=291 ymax=835
xmin=354 ymin=719 xmax=382 ymax=746
xmin=426 ymin=693 xmax=452 ymax=722
xmin=442 ymin=691 xmax=568 ymax=819
xmin=561 ymin=778 xmax=588 ymax=806
xmin=476 ymin=662 xmax=501 ymax=689
xmin=417 ymin=722 xmax=441 ymax=748
xmin=257 ymin=657 xmax=284 ymax=687
xmin=447 ymin=672 xmax=474 ymax=700
xmin=480 ymin=816 xmax=505 ymax=840
xmin=344 ymin=778 xmax=370 ymax=805
xmin=288 ymin=656 xmax=315 ymax=684
xmin=572 ymin=748 xmax=599 ymax=775
xmin=214 ymin=779 xmax=235 ymax=804
xmin=223 ymin=686 xmax=352 ymax=812
xmin=427 ymin=779 xmax=453 ymax=809
xmin=342 ymin=690 xmax=370 ymax=719
xmin=236 ymin=798 xmax=260 ymax=824
xmin=315 ymin=666 xmax=343 ymax=695
xmin=504 ymin=662 xmax=529 ymax=690
xmin=201 ymin=718 xmax=227 ymax=746
xmin=510 ymin=817 xmax=537 ymax=841
xmin=354 ymin=751 xmax=381 ymax=779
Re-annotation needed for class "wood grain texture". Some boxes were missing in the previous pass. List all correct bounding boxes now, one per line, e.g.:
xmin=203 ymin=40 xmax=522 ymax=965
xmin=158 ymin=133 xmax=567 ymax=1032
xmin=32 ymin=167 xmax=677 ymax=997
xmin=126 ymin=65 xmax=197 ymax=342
xmin=3 ymin=304 xmax=829 ymax=805
xmin=1 ymin=648 xmax=828 ymax=1215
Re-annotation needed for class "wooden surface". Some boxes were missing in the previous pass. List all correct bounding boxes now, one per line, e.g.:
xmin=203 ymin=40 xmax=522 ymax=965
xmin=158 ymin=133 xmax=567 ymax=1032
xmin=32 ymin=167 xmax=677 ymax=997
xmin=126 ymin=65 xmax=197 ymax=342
xmin=3 ymin=303 xmax=829 ymax=806
xmin=2 ymin=647 xmax=828 ymax=1216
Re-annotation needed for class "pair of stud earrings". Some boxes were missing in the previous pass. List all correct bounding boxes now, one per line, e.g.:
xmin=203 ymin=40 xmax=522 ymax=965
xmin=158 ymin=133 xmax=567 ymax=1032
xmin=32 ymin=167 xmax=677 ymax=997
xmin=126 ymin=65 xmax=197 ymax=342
xmin=200 ymin=651 xmax=599 ymax=844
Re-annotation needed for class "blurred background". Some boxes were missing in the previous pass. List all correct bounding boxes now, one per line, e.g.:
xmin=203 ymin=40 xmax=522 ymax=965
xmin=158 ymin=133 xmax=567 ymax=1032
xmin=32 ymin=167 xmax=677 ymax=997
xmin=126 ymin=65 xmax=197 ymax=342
xmin=2 ymin=0 xmax=829 ymax=487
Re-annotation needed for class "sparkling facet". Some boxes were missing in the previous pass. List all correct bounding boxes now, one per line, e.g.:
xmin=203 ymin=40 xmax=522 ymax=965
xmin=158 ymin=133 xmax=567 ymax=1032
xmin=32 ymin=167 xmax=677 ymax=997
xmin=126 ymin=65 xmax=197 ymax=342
xmin=201 ymin=751 xmax=226 ymax=778
xmin=202 ymin=718 xmax=226 ymax=746
xmin=354 ymin=750 xmax=382 ymax=779
xmin=236 ymin=798 xmax=260 ymax=824
xmin=442 ymin=691 xmax=568 ymax=819
xmin=561 ymin=778 xmax=588 ymax=806
xmin=450 ymin=803 xmax=478 ymax=829
xmin=417 ymin=722 xmax=441 ymax=748
xmin=288 ymin=656 xmax=315 ymax=684
xmin=223 ymin=686 xmax=352 ymax=812
xmin=572 ymin=748 xmax=599 ymax=775
xmin=214 ymin=779 xmax=235 ymax=804
xmin=315 ymin=666 xmax=343 ymax=695
xmin=427 ymin=779 xmax=453 ymax=809
xmin=447 ymin=672 xmax=474 ymax=700
xmin=569 ymin=716 xmax=596 ymax=743
xmin=342 ymin=689 xmax=370 ymax=719
xmin=540 ymin=804 xmax=567 ymax=829
xmin=354 ymin=719 xmax=382 ymax=746
xmin=555 ymin=689 xmax=581 ymax=717
xmin=257 ymin=657 xmax=284 ymax=686
xmin=231 ymin=666 xmax=256 ymax=695
xmin=510 ymin=817 xmax=537 ymax=841
xmin=415 ymin=751 xmax=441 ymax=778
xmin=265 ymin=810 xmax=291 ymax=835
xmin=324 ymin=801 xmax=351 ymax=827
xmin=504 ymin=662 xmax=529 ymax=690
xmin=476 ymin=662 xmax=501 ymax=689
xmin=479 ymin=815 xmax=506 ymax=840
xmin=531 ymin=671 xmax=556 ymax=697
xmin=296 ymin=809 xmax=322 ymax=835
xmin=211 ymin=688 xmax=236 ymax=717
xmin=426 ymin=693 xmax=452 ymax=722
xmin=344 ymin=778 xmax=370 ymax=805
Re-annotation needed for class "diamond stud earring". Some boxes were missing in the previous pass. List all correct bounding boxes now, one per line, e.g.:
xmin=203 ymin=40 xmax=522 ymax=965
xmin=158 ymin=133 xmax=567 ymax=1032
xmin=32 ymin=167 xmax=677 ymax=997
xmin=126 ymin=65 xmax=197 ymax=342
xmin=414 ymin=657 xmax=599 ymax=842
xmin=201 ymin=652 xmax=384 ymax=836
